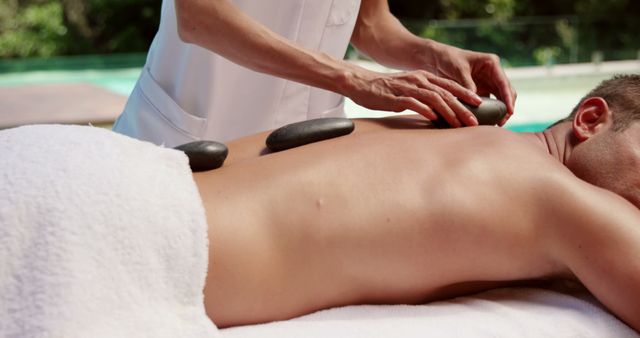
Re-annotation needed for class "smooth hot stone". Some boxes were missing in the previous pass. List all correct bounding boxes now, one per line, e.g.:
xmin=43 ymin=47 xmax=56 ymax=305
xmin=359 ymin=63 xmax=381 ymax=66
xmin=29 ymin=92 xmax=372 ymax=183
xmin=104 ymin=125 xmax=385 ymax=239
xmin=174 ymin=140 xmax=228 ymax=172
xmin=266 ymin=117 xmax=355 ymax=152
xmin=433 ymin=97 xmax=507 ymax=128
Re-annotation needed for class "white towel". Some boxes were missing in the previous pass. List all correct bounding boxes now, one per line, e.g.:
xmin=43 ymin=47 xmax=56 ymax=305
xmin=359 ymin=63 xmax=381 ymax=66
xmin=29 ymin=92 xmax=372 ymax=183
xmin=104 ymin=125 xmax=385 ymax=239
xmin=221 ymin=284 xmax=639 ymax=338
xmin=0 ymin=125 xmax=218 ymax=337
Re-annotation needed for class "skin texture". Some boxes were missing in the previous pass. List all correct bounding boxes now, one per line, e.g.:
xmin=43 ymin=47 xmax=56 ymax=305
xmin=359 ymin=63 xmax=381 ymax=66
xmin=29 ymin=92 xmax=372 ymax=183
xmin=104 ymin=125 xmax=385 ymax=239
xmin=193 ymin=102 xmax=640 ymax=331
xmin=173 ymin=0 xmax=516 ymax=126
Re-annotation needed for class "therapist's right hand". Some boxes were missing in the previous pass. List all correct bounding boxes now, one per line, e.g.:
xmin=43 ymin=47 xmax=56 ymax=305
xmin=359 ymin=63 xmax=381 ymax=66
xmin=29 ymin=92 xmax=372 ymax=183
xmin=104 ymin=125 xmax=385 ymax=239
xmin=339 ymin=67 xmax=483 ymax=128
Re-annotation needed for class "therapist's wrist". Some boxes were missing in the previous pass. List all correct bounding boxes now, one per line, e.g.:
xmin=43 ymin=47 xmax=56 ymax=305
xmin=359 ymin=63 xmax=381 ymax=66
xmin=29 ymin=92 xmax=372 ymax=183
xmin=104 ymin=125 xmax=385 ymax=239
xmin=311 ymin=55 xmax=359 ymax=95
xmin=330 ymin=60 xmax=370 ymax=97
xmin=299 ymin=52 xmax=354 ymax=95
xmin=407 ymin=38 xmax=444 ymax=73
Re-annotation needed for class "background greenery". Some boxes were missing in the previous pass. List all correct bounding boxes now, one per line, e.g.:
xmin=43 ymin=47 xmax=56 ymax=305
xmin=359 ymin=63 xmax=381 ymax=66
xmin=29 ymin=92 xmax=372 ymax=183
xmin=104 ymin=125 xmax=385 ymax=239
xmin=0 ymin=0 xmax=160 ymax=58
xmin=389 ymin=0 xmax=640 ymax=66
xmin=1 ymin=0 xmax=639 ymax=67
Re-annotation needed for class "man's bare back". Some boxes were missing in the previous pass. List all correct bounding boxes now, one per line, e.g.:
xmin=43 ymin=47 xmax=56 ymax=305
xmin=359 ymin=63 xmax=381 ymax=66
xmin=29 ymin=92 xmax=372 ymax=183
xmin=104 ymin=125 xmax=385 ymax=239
xmin=193 ymin=114 xmax=640 ymax=329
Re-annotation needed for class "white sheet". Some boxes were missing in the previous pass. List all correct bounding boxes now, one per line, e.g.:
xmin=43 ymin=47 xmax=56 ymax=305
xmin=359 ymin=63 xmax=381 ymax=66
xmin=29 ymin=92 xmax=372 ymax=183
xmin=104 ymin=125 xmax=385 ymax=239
xmin=0 ymin=125 xmax=218 ymax=337
xmin=221 ymin=284 xmax=639 ymax=338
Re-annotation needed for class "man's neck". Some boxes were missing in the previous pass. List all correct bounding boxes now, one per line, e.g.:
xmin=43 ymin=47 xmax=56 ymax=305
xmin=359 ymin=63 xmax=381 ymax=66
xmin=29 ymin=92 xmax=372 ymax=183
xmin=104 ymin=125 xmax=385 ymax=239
xmin=521 ymin=122 xmax=574 ymax=165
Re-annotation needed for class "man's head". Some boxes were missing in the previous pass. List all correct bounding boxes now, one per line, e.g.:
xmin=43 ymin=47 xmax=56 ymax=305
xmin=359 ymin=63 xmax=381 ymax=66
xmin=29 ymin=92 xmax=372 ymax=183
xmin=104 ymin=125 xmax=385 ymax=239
xmin=560 ymin=74 xmax=640 ymax=206
xmin=555 ymin=74 xmax=640 ymax=131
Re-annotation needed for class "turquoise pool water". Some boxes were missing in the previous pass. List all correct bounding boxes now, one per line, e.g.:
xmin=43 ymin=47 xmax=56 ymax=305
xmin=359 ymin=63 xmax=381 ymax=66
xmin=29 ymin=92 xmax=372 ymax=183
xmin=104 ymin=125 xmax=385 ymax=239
xmin=1 ymin=58 xmax=635 ymax=132
xmin=0 ymin=67 xmax=141 ymax=96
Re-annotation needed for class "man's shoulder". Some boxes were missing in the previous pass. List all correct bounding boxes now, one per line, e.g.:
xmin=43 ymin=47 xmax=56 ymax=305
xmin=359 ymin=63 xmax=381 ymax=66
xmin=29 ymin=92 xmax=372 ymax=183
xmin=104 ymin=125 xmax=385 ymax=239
xmin=464 ymin=127 xmax=562 ymax=167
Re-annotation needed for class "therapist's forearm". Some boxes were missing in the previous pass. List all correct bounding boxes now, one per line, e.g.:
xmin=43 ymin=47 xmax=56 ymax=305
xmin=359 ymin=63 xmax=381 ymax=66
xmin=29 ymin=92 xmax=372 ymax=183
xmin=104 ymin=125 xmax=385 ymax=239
xmin=350 ymin=0 xmax=443 ymax=71
xmin=351 ymin=0 xmax=434 ymax=69
xmin=175 ymin=0 xmax=351 ymax=94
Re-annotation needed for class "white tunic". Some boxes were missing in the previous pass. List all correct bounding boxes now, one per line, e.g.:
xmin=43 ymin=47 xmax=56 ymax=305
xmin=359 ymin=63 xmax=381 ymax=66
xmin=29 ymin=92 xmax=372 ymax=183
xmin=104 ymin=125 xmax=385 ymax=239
xmin=113 ymin=0 xmax=361 ymax=146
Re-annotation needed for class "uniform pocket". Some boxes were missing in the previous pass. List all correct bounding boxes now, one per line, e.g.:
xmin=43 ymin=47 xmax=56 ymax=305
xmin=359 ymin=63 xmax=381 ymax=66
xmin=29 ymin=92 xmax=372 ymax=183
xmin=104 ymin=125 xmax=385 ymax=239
xmin=138 ymin=67 xmax=206 ymax=140
xmin=113 ymin=68 xmax=207 ymax=147
xmin=326 ymin=0 xmax=360 ymax=26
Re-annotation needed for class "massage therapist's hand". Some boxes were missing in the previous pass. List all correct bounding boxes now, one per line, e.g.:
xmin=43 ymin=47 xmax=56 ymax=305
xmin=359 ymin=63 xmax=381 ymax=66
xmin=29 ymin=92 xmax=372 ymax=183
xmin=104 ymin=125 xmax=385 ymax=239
xmin=424 ymin=41 xmax=517 ymax=126
xmin=339 ymin=66 xmax=483 ymax=127
xmin=350 ymin=0 xmax=517 ymax=126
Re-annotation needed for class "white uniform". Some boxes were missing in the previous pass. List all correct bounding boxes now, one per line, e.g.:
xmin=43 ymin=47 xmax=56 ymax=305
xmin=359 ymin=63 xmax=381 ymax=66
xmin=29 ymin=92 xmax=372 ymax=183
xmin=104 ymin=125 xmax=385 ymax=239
xmin=113 ymin=0 xmax=361 ymax=146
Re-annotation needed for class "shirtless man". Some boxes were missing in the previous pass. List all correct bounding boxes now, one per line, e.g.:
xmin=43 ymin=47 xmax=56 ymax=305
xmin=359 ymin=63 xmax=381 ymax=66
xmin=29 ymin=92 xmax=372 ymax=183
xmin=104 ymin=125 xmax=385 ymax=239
xmin=194 ymin=74 xmax=640 ymax=330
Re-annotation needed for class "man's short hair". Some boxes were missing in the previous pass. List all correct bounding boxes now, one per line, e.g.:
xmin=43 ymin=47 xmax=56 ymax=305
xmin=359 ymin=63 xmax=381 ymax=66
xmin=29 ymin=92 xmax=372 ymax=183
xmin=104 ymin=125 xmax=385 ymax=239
xmin=550 ymin=74 xmax=640 ymax=131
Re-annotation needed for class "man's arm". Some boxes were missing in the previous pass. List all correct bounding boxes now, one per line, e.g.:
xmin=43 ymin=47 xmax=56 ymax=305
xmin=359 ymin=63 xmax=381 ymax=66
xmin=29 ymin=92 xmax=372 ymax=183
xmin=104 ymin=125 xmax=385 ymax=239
xmin=545 ymin=177 xmax=640 ymax=331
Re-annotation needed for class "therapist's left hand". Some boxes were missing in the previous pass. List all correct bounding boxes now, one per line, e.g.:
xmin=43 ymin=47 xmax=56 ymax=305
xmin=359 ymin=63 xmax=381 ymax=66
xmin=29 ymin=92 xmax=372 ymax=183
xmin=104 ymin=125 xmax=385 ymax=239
xmin=424 ymin=42 xmax=517 ymax=126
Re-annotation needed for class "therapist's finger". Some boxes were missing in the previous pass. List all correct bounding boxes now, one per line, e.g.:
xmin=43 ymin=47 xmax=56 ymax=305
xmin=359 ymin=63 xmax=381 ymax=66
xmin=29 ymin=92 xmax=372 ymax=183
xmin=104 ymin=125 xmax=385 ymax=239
xmin=412 ymin=88 xmax=463 ymax=128
xmin=392 ymin=96 xmax=438 ymax=120
xmin=398 ymin=77 xmax=476 ymax=127
xmin=484 ymin=64 xmax=516 ymax=122
xmin=426 ymin=84 xmax=479 ymax=127
xmin=497 ymin=85 xmax=517 ymax=126
xmin=429 ymin=76 xmax=482 ymax=108
xmin=453 ymin=67 xmax=478 ymax=94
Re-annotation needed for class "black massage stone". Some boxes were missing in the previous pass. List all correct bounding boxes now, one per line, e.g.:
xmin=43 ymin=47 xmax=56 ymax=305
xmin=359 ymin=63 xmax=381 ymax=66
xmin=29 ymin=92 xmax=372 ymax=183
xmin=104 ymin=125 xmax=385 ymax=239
xmin=175 ymin=140 xmax=228 ymax=172
xmin=434 ymin=97 xmax=507 ymax=127
xmin=266 ymin=117 xmax=355 ymax=152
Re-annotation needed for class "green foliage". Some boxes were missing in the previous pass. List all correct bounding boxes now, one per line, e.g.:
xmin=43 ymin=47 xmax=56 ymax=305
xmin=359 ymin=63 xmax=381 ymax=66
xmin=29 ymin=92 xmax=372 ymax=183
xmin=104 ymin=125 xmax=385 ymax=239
xmin=0 ymin=0 xmax=638 ymax=66
xmin=533 ymin=46 xmax=562 ymax=66
xmin=82 ymin=0 xmax=161 ymax=53
xmin=574 ymin=0 xmax=640 ymax=61
xmin=0 ymin=0 xmax=160 ymax=58
xmin=396 ymin=0 xmax=639 ymax=66
xmin=0 ymin=2 xmax=69 ymax=58
xmin=419 ymin=16 xmax=579 ymax=67
xmin=438 ymin=0 xmax=516 ymax=20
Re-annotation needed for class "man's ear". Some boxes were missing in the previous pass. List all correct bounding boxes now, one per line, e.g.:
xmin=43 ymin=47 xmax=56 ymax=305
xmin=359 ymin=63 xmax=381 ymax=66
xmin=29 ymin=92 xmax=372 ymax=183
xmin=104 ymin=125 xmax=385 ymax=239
xmin=572 ymin=97 xmax=613 ymax=141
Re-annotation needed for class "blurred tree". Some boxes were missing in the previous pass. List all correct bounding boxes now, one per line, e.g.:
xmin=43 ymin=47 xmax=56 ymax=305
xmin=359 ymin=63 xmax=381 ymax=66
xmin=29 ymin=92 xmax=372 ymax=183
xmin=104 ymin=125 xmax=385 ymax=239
xmin=83 ymin=0 xmax=160 ymax=53
xmin=0 ymin=0 xmax=160 ymax=58
xmin=1 ymin=0 xmax=638 ymax=65
xmin=390 ymin=0 xmax=640 ymax=66
xmin=0 ymin=1 xmax=69 ymax=57
xmin=574 ymin=0 xmax=640 ymax=60
xmin=388 ymin=1 xmax=440 ymax=19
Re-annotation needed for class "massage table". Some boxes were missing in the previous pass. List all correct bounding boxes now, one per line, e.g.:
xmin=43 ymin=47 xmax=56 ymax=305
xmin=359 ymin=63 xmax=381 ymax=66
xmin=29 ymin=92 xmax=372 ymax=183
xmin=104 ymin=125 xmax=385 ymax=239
xmin=1 ymin=125 xmax=637 ymax=337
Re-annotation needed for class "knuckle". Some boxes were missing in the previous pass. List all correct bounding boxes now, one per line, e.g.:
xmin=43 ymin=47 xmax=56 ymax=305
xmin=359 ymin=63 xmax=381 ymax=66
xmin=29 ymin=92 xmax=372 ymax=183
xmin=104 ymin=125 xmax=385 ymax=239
xmin=395 ymin=96 xmax=410 ymax=106
xmin=410 ymin=88 xmax=422 ymax=98
xmin=441 ymin=77 xmax=459 ymax=89
xmin=418 ymin=69 xmax=430 ymax=77
xmin=422 ymin=90 xmax=439 ymax=101
xmin=442 ymin=91 xmax=457 ymax=103
xmin=487 ymin=53 xmax=500 ymax=64
xmin=409 ymin=73 xmax=424 ymax=82
xmin=430 ymin=89 xmax=447 ymax=100
xmin=451 ymin=64 xmax=466 ymax=74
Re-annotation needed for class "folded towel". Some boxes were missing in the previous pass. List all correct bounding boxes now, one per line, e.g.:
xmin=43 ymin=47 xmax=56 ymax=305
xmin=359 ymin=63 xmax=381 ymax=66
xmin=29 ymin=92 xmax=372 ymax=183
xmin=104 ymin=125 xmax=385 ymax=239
xmin=0 ymin=125 xmax=218 ymax=337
